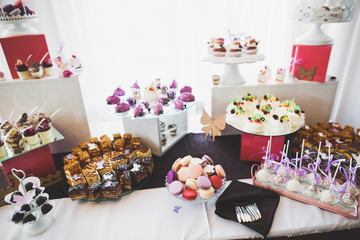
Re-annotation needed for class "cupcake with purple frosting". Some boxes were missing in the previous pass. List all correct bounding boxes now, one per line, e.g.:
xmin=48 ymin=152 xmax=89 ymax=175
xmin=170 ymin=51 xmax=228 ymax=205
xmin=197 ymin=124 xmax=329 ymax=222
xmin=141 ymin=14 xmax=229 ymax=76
xmin=179 ymin=92 xmax=195 ymax=102
xmin=170 ymin=80 xmax=177 ymax=89
xmin=115 ymin=102 xmax=130 ymax=113
xmin=154 ymin=103 xmax=164 ymax=115
xmin=158 ymin=98 xmax=170 ymax=105
xmin=114 ymin=87 xmax=126 ymax=96
xmin=126 ymin=97 xmax=137 ymax=106
xmin=174 ymin=99 xmax=185 ymax=110
xmin=134 ymin=105 xmax=146 ymax=118
xmin=167 ymin=90 xmax=176 ymax=100
xmin=106 ymin=95 xmax=121 ymax=105
xmin=180 ymin=86 xmax=192 ymax=93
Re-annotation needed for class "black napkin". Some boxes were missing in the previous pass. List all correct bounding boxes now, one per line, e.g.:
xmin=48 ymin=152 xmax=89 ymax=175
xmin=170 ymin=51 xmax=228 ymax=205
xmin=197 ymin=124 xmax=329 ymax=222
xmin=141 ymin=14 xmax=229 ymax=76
xmin=215 ymin=180 xmax=279 ymax=237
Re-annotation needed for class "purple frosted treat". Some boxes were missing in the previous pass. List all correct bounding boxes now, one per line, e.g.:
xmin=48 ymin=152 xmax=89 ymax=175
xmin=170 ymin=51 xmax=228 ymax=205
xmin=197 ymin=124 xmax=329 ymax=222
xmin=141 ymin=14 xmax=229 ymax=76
xmin=179 ymin=92 xmax=195 ymax=102
xmin=3 ymin=4 xmax=15 ymax=14
xmin=174 ymin=99 xmax=184 ymax=110
xmin=115 ymin=102 xmax=130 ymax=113
xmin=20 ymin=6 xmax=31 ymax=15
xmin=170 ymin=80 xmax=177 ymax=89
xmin=154 ymin=103 xmax=163 ymax=115
xmin=167 ymin=170 xmax=178 ymax=184
xmin=180 ymin=86 xmax=192 ymax=93
xmin=161 ymin=85 xmax=168 ymax=94
xmin=9 ymin=8 xmax=21 ymax=16
xmin=132 ymin=80 xmax=140 ymax=89
xmin=196 ymin=176 xmax=211 ymax=189
xmin=106 ymin=95 xmax=120 ymax=105
xmin=140 ymin=101 xmax=150 ymax=110
xmin=126 ymin=97 xmax=137 ymax=106
xmin=133 ymin=105 xmax=145 ymax=118
xmin=114 ymin=87 xmax=125 ymax=96
xmin=158 ymin=97 xmax=170 ymax=105
xmin=167 ymin=90 xmax=176 ymax=100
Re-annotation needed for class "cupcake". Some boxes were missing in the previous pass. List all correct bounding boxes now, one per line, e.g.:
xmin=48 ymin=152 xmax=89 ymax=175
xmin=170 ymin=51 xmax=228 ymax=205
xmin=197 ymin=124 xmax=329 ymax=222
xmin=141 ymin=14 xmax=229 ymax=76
xmin=265 ymin=114 xmax=291 ymax=135
xmin=243 ymin=36 xmax=259 ymax=54
xmin=38 ymin=123 xmax=52 ymax=140
xmin=228 ymin=40 xmax=242 ymax=57
xmin=29 ymin=62 xmax=43 ymax=79
xmin=133 ymin=105 xmax=146 ymax=118
xmin=178 ymin=92 xmax=195 ymax=102
xmin=241 ymin=93 xmax=259 ymax=112
xmin=207 ymin=37 xmax=217 ymax=53
xmin=226 ymin=105 xmax=247 ymax=130
xmin=170 ymin=80 xmax=177 ymax=89
xmin=212 ymin=38 xmax=226 ymax=57
xmin=180 ymin=86 xmax=192 ymax=93
xmin=260 ymin=94 xmax=280 ymax=110
xmin=115 ymin=102 xmax=130 ymax=113
xmin=23 ymin=128 xmax=39 ymax=145
xmin=42 ymin=60 xmax=53 ymax=76
xmin=243 ymin=113 xmax=265 ymax=133
xmin=143 ymin=82 xmax=160 ymax=102
xmin=275 ymin=68 xmax=286 ymax=83
xmin=126 ymin=97 xmax=137 ymax=106
xmin=174 ymin=99 xmax=185 ymax=110
xmin=153 ymin=103 xmax=163 ymax=116
xmin=15 ymin=60 xmax=30 ymax=80
xmin=114 ymin=87 xmax=126 ymax=97
xmin=106 ymin=95 xmax=120 ymax=105
xmin=288 ymin=105 xmax=305 ymax=129
xmin=167 ymin=90 xmax=176 ymax=100
xmin=255 ymin=103 xmax=272 ymax=121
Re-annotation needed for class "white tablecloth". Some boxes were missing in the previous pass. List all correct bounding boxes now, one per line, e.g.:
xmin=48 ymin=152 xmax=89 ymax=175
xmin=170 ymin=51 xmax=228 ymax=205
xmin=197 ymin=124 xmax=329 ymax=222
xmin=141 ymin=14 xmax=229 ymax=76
xmin=1 ymin=179 xmax=360 ymax=240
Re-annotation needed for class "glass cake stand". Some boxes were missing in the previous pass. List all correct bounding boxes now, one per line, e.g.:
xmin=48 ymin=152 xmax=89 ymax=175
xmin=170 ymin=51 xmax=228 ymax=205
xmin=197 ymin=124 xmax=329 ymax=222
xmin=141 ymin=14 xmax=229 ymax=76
xmin=203 ymin=53 xmax=265 ymax=86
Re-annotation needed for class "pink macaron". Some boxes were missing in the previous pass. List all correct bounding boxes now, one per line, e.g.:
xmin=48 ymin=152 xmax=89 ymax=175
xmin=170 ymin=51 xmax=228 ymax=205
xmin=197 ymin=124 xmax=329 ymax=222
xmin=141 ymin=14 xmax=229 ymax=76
xmin=196 ymin=176 xmax=212 ymax=189
xmin=215 ymin=164 xmax=226 ymax=179
xmin=187 ymin=163 xmax=203 ymax=179
xmin=202 ymin=155 xmax=214 ymax=165
xmin=172 ymin=158 xmax=182 ymax=172
xmin=182 ymin=189 xmax=197 ymax=201
xmin=180 ymin=155 xmax=192 ymax=166
xmin=169 ymin=181 xmax=184 ymax=195
xmin=177 ymin=167 xmax=190 ymax=182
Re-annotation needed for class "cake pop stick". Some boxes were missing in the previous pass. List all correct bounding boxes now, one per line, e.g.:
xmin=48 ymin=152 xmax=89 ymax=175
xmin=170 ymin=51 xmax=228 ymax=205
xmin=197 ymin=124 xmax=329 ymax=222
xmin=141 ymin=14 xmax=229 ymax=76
xmin=347 ymin=158 xmax=353 ymax=191
xmin=269 ymin=135 xmax=272 ymax=155
xmin=295 ymin=152 xmax=298 ymax=172
xmin=332 ymin=159 xmax=344 ymax=182
xmin=315 ymin=142 xmax=322 ymax=173
xmin=280 ymin=144 xmax=286 ymax=162
xmin=264 ymin=140 xmax=270 ymax=161
xmin=285 ymin=140 xmax=290 ymax=156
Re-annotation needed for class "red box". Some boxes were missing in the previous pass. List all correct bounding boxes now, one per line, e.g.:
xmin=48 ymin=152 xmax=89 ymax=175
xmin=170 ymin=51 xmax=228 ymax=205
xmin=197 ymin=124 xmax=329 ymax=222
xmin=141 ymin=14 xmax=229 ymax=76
xmin=0 ymin=34 xmax=51 ymax=79
xmin=240 ymin=133 xmax=285 ymax=162
xmin=290 ymin=44 xmax=332 ymax=83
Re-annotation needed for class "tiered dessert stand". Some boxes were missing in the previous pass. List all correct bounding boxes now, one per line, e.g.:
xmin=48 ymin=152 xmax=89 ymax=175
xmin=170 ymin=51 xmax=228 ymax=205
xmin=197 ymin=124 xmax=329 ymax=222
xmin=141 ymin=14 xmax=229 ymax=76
xmin=203 ymin=53 xmax=265 ymax=85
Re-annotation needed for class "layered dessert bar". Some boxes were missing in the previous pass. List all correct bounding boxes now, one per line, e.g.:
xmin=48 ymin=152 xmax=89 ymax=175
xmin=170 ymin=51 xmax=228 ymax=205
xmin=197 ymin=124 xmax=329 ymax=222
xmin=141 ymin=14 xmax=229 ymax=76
xmin=115 ymin=164 xmax=133 ymax=179
xmin=103 ymin=151 xmax=117 ymax=159
xmin=77 ymin=141 xmax=89 ymax=151
xmin=114 ymin=139 xmax=125 ymax=152
xmin=95 ymin=160 xmax=112 ymax=176
xmin=72 ymin=147 xmax=82 ymax=157
xmin=79 ymin=151 xmax=91 ymax=168
xmin=68 ymin=183 xmax=88 ymax=200
xmin=123 ymin=133 xmax=132 ymax=144
xmin=89 ymin=137 xmax=100 ymax=148
xmin=113 ymin=133 xmax=122 ymax=141
xmin=136 ymin=146 xmax=151 ymax=158
xmin=88 ymin=143 xmax=101 ymax=158
xmin=66 ymin=172 xmax=87 ymax=186
xmin=82 ymin=169 xmax=101 ymax=186
xmin=130 ymin=163 xmax=148 ymax=183
xmin=64 ymin=160 xmax=81 ymax=176
xmin=131 ymin=137 xmax=141 ymax=149
xmin=100 ymin=141 xmax=113 ymax=153
xmin=100 ymin=135 xmax=111 ymax=143
xmin=102 ymin=171 xmax=117 ymax=182
xmin=120 ymin=170 xmax=132 ymax=190
xmin=128 ymin=157 xmax=141 ymax=165
xmin=63 ymin=154 xmax=78 ymax=165
xmin=124 ymin=148 xmax=136 ymax=158
xmin=101 ymin=181 xmax=122 ymax=199
xmin=141 ymin=156 xmax=154 ymax=174
xmin=88 ymin=181 xmax=102 ymax=201
xmin=110 ymin=154 xmax=128 ymax=169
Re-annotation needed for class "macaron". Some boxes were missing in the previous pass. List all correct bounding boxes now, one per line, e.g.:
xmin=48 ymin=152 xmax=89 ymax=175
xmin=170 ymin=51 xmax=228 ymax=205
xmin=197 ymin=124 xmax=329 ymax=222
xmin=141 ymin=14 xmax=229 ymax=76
xmin=202 ymin=155 xmax=214 ymax=165
xmin=185 ymin=178 xmax=199 ymax=191
xmin=180 ymin=155 xmax=192 ymax=166
xmin=209 ymin=175 xmax=223 ymax=189
xmin=196 ymin=176 xmax=212 ymax=189
xmin=167 ymin=170 xmax=178 ymax=184
xmin=190 ymin=157 xmax=204 ymax=166
xmin=187 ymin=163 xmax=203 ymax=179
xmin=172 ymin=158 xmax=182 ymax=172
xmin=169 ymin=181 xmax=184 ymax=195
xmin=182 ymin=189 xmax=197 ymax=201
xmin=215 ymin=164 xmax=226 ymax=179
xmin=177 ymin=167 xmax=190 ymax=182
xmin=203 ymin=165 xmax=215 ymax=176
xmin=198 ymin=187 xmax=214 ymax=199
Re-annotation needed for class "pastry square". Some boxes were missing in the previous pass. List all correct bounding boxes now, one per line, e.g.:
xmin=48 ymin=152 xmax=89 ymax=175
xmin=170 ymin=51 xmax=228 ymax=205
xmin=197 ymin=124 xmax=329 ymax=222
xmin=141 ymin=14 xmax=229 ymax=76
xmin=141 ymin=156 xmax=154 ymax=174
xmin=77 ymin=141 xmax=89 ymax=151
xmin=68 ymin=183 xmax=88 ymax=201
xmin=115 ymin=163 xmax=133 ymax=179
xmin=120 ymin=170 xmax=132 ymax=190
xmin=113 ymin=133 xmax=122 ymax=141
xmin=88 ymin=143 xmax=101 ymax=158
xmin=124 ymin=148 xmax=137 ymax=158
xmin=72 ymin=147 xmax=83 ymax=157
xmin=100 ymin=134 xmax=111 ymax=143
xmin=82 ymin=161 xmax=97 ymax=171
xmin=110 ymin=154 xmax=128 ymax=169
xmin=131 ymin=137 xmax=141 ymax=149
xmin=130 ymin=163 xmax=148 ymax=183
xmin=123 ymin=133 xmax=132 ymax=144
xmin=100 ymin=141 xmax=113 ymax=153
xmin=114 ymin=139 xmax=125 ymax=152
xmin=91 ymin=156 xmax=103 ymax=163
xmin=95 ymin=160 xmax=113 ymax=176
xmin=63 ymin=160 xmax=81 ymax=176
xmin=82 ymin=169 xmax=101 ymax=186
xmin=128 ymin=157 xmax=141 ymax=165
xmin=79 ymin=151 xmax=91 ymax=161
xmin=136 ymin=146 xmax=151 ymax=159
xmin=63 ymin=154 xmax=78 ymax=166
xmin=101 ymin=181 xmax=122 ymax=199
xmin=89 ymin=137 xmax=100 ymax=147
xmin=66 ymin=172 xmax=87 ymax=186
xmin=102 ymin=171 xmax=117 ymax=182
xmin=88 ymin=181 xmax=102 ymax=201
xmin=103 ymin=151 xmax=117 ymax=159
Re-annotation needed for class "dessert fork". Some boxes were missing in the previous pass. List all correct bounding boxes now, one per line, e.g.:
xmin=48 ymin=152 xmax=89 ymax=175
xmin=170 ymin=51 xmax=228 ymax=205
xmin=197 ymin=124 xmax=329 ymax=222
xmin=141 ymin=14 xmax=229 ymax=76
xmin=235 ymin=201 xmax=261 ymax=223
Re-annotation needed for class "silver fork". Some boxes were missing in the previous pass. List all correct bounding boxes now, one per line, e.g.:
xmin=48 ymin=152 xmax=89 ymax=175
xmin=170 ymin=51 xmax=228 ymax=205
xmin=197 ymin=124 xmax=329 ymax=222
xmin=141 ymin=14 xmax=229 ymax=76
xmin=235 ymin=202 xmax=261 ymax=223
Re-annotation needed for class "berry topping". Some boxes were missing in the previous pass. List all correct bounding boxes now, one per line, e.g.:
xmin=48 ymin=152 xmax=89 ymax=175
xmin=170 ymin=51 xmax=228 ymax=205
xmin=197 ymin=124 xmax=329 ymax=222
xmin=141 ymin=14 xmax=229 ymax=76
xmin=231 ymin=109 xmax=235 ymax=114
xmin=273 ymin=115 xmax=278 ymax=120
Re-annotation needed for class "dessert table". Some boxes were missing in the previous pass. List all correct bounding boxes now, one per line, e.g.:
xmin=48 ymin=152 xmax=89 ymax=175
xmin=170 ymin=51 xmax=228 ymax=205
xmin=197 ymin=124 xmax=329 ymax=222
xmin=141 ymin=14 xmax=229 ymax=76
xmin=1 ymin=179 xmax=360 ymax=240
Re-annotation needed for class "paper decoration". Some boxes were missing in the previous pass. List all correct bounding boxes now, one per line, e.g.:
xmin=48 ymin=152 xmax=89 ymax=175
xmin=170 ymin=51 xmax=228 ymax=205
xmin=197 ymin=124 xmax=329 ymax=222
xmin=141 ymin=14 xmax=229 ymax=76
xmin=200 ymin=109 xmax=226 ymax=141
xmin=298 ymin=65 xmax=317 ymax=80
xmin=173 ymin=206 xmax=181 ymax=213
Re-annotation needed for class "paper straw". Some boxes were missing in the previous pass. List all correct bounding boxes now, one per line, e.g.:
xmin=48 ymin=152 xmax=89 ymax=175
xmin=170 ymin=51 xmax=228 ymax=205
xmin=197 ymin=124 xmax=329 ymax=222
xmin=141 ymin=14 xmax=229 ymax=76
xmin=8 ymin=110 xmax=14 ymax=121
xmin=50 ymin=108 xmax=61 ymax=118
xmin=40 ymin=52 xmax=49 ymax=64
xmin=332 ymin=159 xmax=344 ymax=182
xmin=36 ymin=118 xmax=46 ymax=130
xmin=29 ymin=106 xmax=38 ymax=116
xmin=37 ymin=101 xmax=48 ymax=117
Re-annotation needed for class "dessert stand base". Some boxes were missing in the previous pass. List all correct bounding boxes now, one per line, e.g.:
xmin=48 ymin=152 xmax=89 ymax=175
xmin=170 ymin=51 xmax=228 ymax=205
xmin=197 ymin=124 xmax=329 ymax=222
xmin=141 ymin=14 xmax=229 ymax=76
xmin=1 ymin=23 xmax=38 ymax=37
xmin=23 ymin=214 xmax=52 ymax=237
xmin=222 ymin=64 xmax=246 ymax=86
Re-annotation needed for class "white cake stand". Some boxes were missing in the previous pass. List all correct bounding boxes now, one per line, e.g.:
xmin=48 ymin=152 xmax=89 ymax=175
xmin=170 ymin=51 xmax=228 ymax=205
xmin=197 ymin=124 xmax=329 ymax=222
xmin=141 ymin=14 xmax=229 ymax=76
xmin=203 ymin=53 xmax=265 ymax=86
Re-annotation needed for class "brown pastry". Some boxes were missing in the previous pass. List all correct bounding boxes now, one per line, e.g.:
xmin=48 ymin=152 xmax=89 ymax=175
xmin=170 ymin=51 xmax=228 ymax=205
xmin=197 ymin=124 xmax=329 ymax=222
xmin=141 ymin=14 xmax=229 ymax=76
xmin=72 ymin=147 xmax=82 ymax=157
xmin=100 ymin=141 xmax=113 ymax=153
xmin=82 ymin=161 xmax=97 ymax=171
xmin=102 ymin=171 xmax=117 ymax=182
xmin=124 ymin=148 xmax=136 ymax=158
xmin=63 ymin=154 xmax=78 ymax=166
xmin=103 ymin=151 xmax=117 ymax=159
xmin=89 ymin=137 xmax=100 ymax=148
xmin=141 ymin=156 xmax=154 ymax=174
xmin=101 ymin=181 xmax=122 ymax=199
xmin=131 ymin=137 xmax=141 ymax=149
xmin=77 ymin=141 xmax=89 ymax=151
xmin=317 ymin=122 xmax=330 ymax=130
xmin=95 ymin=160 xmax=113 ymax=176
xmin=82 ymin=169 xmax=101 ymax=186
xmin=100 ymin=135 xmax=111 ymax=143
xmin=123 ymin=133 xmax=132 ymax=144
xmin=64 ymin=160 xmax=81 ymax=176
xmin=136 ymin=146 xmax=151 ymax=159
xmin=114 ymin=139 xmax=125 ymax=152
xmin=110 ymin=154 xmax=128 ymax=169
xmin=88 ymin=181 xmax=102 ymax=201
xmin=130 ymin=163 xmax=148 ymax=183
xmin=88 ymin=143 xmax=101 ymax=158
xmin=120 ymin=170 xmax=132 ymax=190
xmin=113 ymin=133 xmax=122 ymax=141
xmin=68 ymin=183 xmax=88 ymax=200
xmin=66 ymin=172 xmax=86 ymax=186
